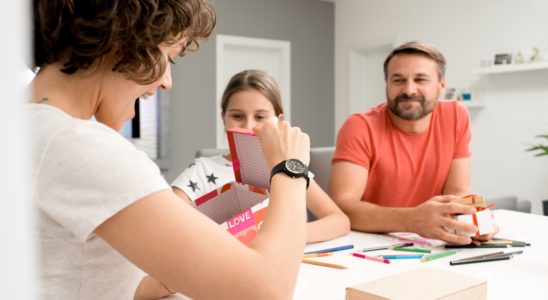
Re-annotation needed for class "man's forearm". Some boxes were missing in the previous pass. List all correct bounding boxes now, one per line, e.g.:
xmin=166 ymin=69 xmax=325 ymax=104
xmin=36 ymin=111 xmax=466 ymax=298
xmin=343 ymin=201 xmax=416 ymax=233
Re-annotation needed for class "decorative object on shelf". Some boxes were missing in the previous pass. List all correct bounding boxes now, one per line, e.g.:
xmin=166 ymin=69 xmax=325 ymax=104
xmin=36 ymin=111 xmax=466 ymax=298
xmin=494 ymin=53 xmax=512 ymax=65
xmin=460 ymin=90 xmax=472 ymax=101
xmin=471 ymin=60 xmax=548 ymax=75
xmin=526 ymin=134 xmax=548 ymax=157
xmin=443 ymin=87 xmax=458 ymax=100
xmin=529 ymin=47 xmax=540 ymax=62
xmin=514 ymin=52 xmax=525 ymax=64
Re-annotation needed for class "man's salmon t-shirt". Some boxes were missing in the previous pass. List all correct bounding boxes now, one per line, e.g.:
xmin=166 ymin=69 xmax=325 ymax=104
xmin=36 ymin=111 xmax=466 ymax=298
xmin=333 ymin=101 xmax=471 ymax=208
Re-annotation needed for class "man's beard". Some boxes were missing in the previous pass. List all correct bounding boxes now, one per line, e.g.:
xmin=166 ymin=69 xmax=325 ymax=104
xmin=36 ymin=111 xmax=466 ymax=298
xmin=387 ymin=93 xmax=436 ymax=121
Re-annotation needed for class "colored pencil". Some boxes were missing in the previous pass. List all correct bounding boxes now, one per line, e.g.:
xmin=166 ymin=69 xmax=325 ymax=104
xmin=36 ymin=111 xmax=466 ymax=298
xmin=453 ymin=250 xmax=523 ymax=263
xmin=382 ymin=254 xmax=423 ymax=259
xmin=351 ymin=252 xmax=390 ymax=264
xmin=492 ymin=238 xmax=530 ymax=246
xmin=450 ymin=256 xmax=512 ymax=266
xmin=495 ymin=250 xmax=523 ymax=257
xmin=452 ymin=251 xmax=505 ymax=261
xmin=445 ymin=244 xmax=510 ymax=249
xmin=421 ymin=250 xmax=457 ymax=262
xmin=359 ymin=243 xmax=414 ymax=252
xmin=304 ymin=244 xmax=354 ymax=254
xmin=392 ymin=246 xmax=432 ymax=253
xmin=481 ymin=240 xmax=512 ymax=245
xmin=301 ymin=259 xmax=347 ymax=270
xmin=303 ymin=252 xmax=333 ymax=258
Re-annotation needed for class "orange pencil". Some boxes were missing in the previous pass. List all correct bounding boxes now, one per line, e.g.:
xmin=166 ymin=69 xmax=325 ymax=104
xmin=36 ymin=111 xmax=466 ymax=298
xmin=301 ymin=259 xmax=347 ymax=269
xmin=303 ymin=252 xmax=333 ymax=258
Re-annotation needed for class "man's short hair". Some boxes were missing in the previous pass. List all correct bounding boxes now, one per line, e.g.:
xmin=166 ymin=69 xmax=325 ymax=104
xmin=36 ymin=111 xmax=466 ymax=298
xmin=383 ymin=41 xmax=446 ymax=80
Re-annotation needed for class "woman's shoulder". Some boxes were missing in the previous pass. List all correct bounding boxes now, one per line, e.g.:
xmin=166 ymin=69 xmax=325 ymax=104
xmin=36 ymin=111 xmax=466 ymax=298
xmin=29 ymin=103 xmax=127 ymax=146
xmin=31 ymin=105 xmax=153 ymax=174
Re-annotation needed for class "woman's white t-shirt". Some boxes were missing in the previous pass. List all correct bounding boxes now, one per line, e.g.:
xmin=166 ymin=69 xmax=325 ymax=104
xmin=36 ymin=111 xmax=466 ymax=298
xmin=29 ymin=104 xmax=169 ymax=299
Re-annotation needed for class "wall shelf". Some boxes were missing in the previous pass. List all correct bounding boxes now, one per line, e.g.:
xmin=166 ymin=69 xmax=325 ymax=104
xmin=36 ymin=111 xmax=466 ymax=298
xmin=460 ymin=101 xmax=485 ymax=109
xmin=471 ymin=61 xmax=548 ymax=75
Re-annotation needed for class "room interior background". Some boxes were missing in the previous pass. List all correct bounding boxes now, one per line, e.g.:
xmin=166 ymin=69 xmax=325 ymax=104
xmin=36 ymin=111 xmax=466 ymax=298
xmin=6 ymin=0 xmax=547 ymax=297
xmin=160 ymin=0 xmax=547 ymax=214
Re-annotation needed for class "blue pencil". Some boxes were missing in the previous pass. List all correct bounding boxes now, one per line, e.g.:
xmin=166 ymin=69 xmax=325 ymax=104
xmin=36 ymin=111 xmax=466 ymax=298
xmin=382 ymin=255 xmax=423 ymax=259
xmin=304 ymin=244 xmax=354 ymax=254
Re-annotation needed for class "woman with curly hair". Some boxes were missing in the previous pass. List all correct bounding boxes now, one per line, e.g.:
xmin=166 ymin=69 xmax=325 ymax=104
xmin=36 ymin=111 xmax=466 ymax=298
xmin=30 ymin=0 xmax=310 ymax=299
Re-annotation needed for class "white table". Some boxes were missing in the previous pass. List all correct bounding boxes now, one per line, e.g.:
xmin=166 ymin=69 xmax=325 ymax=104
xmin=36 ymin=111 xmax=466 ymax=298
xmin=294 ymin=210 xmax=548 ymax=299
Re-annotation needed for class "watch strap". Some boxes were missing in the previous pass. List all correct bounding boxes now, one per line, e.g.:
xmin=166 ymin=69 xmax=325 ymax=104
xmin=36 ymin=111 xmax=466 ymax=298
xmin=270 ymin=160 xmax=310 ymax=189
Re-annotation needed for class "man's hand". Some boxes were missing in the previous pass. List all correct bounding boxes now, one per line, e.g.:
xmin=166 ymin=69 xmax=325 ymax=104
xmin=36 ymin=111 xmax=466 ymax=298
xmin=408 ymin=195 xmax=478 ymax=244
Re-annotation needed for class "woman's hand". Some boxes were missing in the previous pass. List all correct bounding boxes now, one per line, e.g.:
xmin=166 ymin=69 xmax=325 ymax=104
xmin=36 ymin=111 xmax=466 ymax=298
xmin=253 ymin=115 xmax=310 ymax=169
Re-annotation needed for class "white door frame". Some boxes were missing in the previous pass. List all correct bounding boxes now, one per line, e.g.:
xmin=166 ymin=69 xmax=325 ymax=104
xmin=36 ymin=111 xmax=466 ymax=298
xmin=348 ymin=36 xmax=396 ymax=114
xmin=216 ymin=34 xmax=291 ymax=148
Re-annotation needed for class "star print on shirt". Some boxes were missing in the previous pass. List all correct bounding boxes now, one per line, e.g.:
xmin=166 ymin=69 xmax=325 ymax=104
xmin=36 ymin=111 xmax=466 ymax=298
xmin=187 ymin=180 xmax=199 ymax=192
xmin=206 ymin=173 xmax=219 ymax=184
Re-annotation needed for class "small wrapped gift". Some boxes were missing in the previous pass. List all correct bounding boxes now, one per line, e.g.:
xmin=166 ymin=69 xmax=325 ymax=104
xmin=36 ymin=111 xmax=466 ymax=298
xmin=451 ymin=194 xmax=486 ymax=208
xmin=452 ymin=195 xmax=496 ymax=236
xmin=455 ymin=208 xmax=496 ymax=236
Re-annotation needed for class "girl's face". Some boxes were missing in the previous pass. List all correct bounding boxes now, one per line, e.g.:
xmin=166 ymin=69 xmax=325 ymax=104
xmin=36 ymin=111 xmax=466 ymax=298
xmin=222 ymin=90 xmax=277 ymax=131
xmin=94 ymin=41 xmax=185 ymax=131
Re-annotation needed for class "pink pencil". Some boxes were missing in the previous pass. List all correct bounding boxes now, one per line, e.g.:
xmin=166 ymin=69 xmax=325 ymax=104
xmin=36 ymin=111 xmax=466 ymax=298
xmin=351 ymin=252 xmax=390 ymax=264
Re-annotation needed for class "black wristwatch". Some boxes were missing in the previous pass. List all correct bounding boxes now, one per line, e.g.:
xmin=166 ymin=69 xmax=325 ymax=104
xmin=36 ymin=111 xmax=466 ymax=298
xmin=270 ymin=159 xmax=310 ymax=189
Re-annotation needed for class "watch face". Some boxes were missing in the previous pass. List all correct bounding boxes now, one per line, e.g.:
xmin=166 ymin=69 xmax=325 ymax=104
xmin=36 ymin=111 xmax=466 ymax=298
xmin=285 ymin=159 xmax=306 ymax=174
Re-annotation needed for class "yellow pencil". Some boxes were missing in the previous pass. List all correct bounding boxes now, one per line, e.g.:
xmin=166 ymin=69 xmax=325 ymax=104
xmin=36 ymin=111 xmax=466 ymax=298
xmin=481 ymin=240 xmax=513 ymax=245
xmin=303 ymin=252 xmax=334 ymax=258
xmin=302 ymin=259 xmax=347 ymax=270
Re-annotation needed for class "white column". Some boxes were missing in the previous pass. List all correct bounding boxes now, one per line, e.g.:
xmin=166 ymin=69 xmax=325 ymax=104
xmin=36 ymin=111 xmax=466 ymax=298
xmin=0 ymin=2 xmax=38 ymax=299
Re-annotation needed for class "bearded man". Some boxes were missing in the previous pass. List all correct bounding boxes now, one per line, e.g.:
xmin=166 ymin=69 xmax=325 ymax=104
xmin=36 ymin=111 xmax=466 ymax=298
xmin=331 ymin=41 xmax=496 ymax=244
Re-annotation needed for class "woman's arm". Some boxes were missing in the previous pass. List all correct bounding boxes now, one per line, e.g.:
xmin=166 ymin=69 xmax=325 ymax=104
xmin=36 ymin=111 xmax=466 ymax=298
xmin=95 ymin=119 xmax=310 ymax=300
xmin=304 ymin=179 xmax=350 ymax=243
xmin=172 ymin=187 xmax=194 ymax=206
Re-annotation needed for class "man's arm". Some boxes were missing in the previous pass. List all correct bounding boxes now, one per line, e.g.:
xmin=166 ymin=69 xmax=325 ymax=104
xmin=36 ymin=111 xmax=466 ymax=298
xmin=330 ymin=161 xmax=410 ymax=232
xmin=443 ymin=156 xmax=499 ymax=241
xmin=442 ymin=157 xmax=471 ymax=196
xmin=330 ymin=161 xmax=477 ymax=244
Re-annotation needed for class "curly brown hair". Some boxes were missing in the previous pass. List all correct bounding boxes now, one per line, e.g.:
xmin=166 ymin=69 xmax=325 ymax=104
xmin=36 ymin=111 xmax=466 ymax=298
xmin=34 ymin=0 xmax=216 ymax=84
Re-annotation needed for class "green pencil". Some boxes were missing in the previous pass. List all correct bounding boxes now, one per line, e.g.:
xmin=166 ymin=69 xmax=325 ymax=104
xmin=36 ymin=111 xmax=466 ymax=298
xmin=421 ymin=250 xmax=457 ymax=262
xmin=392 ymin=246 xmax=431 ymax=253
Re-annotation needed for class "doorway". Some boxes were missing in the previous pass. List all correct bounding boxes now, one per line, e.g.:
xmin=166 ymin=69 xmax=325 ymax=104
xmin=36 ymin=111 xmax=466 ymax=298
xmin=216 ymin=35 xmax=291 ymax=148
xmin=349 ymin=38 xmax=394 ymax=114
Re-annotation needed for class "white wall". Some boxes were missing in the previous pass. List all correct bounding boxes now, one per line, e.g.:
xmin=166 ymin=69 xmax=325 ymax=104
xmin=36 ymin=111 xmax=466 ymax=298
xmin=335 ymin=0 xmax=548 ymax=214
xmin=0 ymin=2 xmax=37 ymax=299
